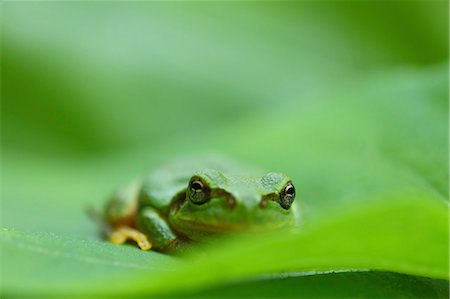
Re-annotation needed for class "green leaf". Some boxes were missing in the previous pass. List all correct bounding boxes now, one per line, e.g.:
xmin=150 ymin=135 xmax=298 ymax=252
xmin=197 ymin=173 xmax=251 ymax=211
xmin=0 ymin=228 xmax=181 ymax=294
xmin=1 ymin=2 xmax=448 ymax=298
xmin=2 ymin=66 xmax=448 ymax=297
xmin=167 ymin=272 xmax=449 ymax=299
xmin=1 ymin=195 xmax=448 ymax=296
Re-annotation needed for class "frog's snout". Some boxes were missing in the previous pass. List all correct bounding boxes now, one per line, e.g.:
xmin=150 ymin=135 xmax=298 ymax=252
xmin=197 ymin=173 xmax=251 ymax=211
xmin=231 ymin=194 xmax=265 ymax=211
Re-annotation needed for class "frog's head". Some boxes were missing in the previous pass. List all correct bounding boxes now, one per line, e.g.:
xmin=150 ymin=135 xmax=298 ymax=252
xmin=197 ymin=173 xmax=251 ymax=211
xmin=169 ymin=169 xmax=298 ymax=241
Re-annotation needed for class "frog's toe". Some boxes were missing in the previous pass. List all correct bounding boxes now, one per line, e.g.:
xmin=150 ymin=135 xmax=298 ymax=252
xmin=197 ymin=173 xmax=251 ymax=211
xmin=137 ymin=240 xmax=152 ymax=250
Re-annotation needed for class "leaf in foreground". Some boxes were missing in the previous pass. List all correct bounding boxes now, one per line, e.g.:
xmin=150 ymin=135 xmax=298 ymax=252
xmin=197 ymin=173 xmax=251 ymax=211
xmin=1 ymin=194 xmax=447 ymax=296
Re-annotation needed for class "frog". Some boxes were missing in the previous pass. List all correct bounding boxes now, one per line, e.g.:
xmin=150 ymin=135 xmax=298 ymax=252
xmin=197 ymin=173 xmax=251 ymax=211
xmin=96 ymin=156 xmax=298 ymax=253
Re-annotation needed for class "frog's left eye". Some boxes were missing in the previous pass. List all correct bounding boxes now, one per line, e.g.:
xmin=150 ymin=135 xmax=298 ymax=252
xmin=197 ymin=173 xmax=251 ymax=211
xmin=188 ymin=177 xmax=211 ymax=204
xmin=279 ymin=182 xmax=296 ymax=210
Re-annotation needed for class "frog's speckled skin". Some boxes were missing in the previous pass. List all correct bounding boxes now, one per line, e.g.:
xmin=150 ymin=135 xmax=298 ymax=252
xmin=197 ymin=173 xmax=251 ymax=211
xmin=102 ymin=156 xmax=299 ymax=253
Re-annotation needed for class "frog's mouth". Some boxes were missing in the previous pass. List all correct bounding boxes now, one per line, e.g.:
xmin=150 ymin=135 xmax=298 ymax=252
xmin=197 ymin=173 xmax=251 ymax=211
xmin=179 ymin=218 xmax=293 ymax=233
xmin=173 ymin=217 xmax=297 ymax=243
xmin=169 ymin=212 xmax=297 ymax=242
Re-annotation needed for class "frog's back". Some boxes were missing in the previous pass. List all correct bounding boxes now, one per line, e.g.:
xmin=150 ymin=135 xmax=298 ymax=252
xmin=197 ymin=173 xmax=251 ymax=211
xmin=139 ymin=155 xmax=255 ymax=213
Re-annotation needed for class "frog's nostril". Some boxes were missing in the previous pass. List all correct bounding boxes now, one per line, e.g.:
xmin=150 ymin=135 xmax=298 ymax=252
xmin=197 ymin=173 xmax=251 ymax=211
xmin=226 ymin=196 xmax=236 ymax=209
xmin=259 ymin=194 xmax=276 ymax=208
xmin=260 ymin=197 xmax=269 ymax=208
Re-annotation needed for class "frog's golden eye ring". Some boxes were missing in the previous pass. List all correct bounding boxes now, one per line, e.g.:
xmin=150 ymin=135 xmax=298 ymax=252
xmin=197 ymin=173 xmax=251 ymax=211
xmin=279 ymin=181 xmax=295 ymax=210
xmin=188 ymin=177 xmax=211 ymax=205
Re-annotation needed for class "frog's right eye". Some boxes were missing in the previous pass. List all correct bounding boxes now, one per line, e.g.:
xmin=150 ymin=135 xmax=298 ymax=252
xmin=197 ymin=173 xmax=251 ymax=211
xmin=188 ymin=177 xmax=210 ymax=204
xmin=279 ymin=181 xmax=296 ymax=210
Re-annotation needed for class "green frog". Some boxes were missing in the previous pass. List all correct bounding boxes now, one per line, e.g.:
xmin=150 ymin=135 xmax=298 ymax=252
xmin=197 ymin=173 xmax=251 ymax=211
xmin=98 ymin=156 xmax=298 ymax=253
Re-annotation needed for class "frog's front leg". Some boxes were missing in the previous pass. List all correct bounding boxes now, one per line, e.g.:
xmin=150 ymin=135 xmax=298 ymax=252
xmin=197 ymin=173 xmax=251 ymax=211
xmin=136 ymin=207 xmax=179 ymax=252
xmin=109 ymin=226 xmax=152 ymax=250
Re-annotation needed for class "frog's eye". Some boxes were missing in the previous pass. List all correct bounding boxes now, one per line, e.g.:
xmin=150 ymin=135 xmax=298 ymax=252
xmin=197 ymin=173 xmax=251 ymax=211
xmin=279 ymin=182 xmax=295 ymax=210
xmin=188 ymin=177 xmax=210 ymax=204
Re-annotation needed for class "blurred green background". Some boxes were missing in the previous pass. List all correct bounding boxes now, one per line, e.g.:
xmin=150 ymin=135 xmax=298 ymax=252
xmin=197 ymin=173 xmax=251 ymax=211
xmin=1 ymin=1 xmax=448 ymax=298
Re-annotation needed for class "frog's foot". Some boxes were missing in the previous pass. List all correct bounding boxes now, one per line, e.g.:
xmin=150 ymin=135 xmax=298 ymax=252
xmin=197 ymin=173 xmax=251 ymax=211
xmin=109 ymin=226 xmax=152 ymax=250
